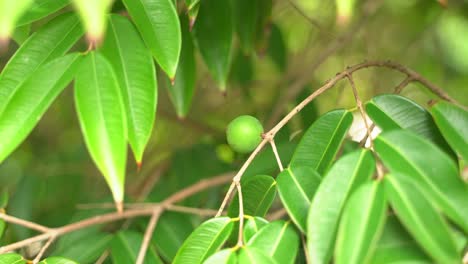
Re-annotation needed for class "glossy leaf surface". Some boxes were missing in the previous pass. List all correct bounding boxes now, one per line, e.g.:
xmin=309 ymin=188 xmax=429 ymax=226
xmin=74 ymin=52 xmax=127 ymax=205
xmin=101 ymin=14 xmax=157 ymax=164
xmin=237 ymin=247 xmax=277 ymax=264
xmin=0 ymin=253 xmax=26 ymax=264
xmin=228 ymin=175 xmax=276 ymax=217
xmin=110 ymin=231 xmax=163 ymax=264
xmin=307 ymin=149 xmax=375 ymax=264
xmin=193 ymin=0 xmax=233 ymax=90
xmin=203 ymin=249 xmax=237 ymax=264
xmin=375 ymin=130 xmax=468 ymax=233
xmin=276 ymin=166 xmax=321 ymax=232
xmin=173 ymin=217 xmax=234 ymax=264
xmin=385 ymin=173 xmax=460 ymax=264
xmin=244 ymin=217 xmax=268 ymax=242
xmin=17 ymin=0 xmax=70 ymax=26
xmin=335 ymin=181 xmax=387 ymax=264
xmin=122 ymin=0 xmax=181 ymax=78
xmin=290 ymin=109 xmax=353 ymax=174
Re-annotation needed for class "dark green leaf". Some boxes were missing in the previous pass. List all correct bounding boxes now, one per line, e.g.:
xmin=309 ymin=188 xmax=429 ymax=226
xmin=267 ymin=24 xmax=287 ymax=72
xmin=122 ymin=0 xmax=181 ymax=78
xmin=38 ymin=257 xmax=78 ymax=264
xmin=276 ymin=166 xmax=321 ymax=232
xmin=101 ymin=14 xmax=157 ymax=164
xmin=375 ymin=130 xmax=468 ymax=233
xmin=307 ymin=149 xmax=375 ymax=264
xmin=233 ymin=0 xmax=257 ymax=54
xmin=193 ymin=0 xmax=233 ymax=90
xmin=335 ymin=181 xmax=387 ymax=264
xmin=366 ymin=94 xmax=455 ymax=159
xmin=248 ymin=221 xmax=299 ymax=264
xmin=0 ymin=53 xmax=81 ymax=163
xmin=203 ymin=249 xmax=237 ymax=264
xmin=0 ymin=220 xmax=5 ymax=240
xmin=0 ymin=191 xmax=7 ymax=208
xmin=430 ymin=101 xmax=468 ymax=162
xmin=237 ymin=247 xmax=277 ymax=264
xmin=385 ymin=173 xmax=460 ymax=263
xmin=72 ymin=0 xmax=113 ymax=41
xmin=0 ymin=253 xmax=26 ymax=264
xmin=74 ymin=52 xmax=127 ymax=207
xmin=173 ymin=217 xmax=234 ymax=264
xmin=0 ymin=1 xmax=34 ymax=38
xmin=244 ymin=217 xmax=268 ymax=242
xmin=167 ymin=15 xmax=196 ymax=118
xmin=228 ymin=175 xmax=276 ymax=217
xmin=17 ymin=0 xmax=70 ymax=26
xmin=152 ymin=212 xmax=194 ymax=262
xmin=52 ymin=233 xmax=113 ymax=263
xmin=290 ymin=109 xmax=353 ymax=175
xmin=110 ymin=231 xmax=163 ymax=264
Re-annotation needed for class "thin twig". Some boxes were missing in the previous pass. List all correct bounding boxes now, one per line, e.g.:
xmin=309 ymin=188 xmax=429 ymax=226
xmin=394 ymin=76 xmax=414 ymax=94
xmin=136 ymin=210 xmax=162 ymax=264
xmin=287 ymin=0 xmax=325 ymax=32
xmin=0 ymin=213 xmax=51 ymax=233
xmin=267 ymin=208 xmax=287 ymax=221
xmin=77 ymin=203 xmax=219 ymax=216
xmin=270 ymin=138 xmax=284 ymax=171
xmin=235 ymin=182 xmax=245 ymax=246
xmin=95 ymin=250 xmax=109 ymax=264
xmin=215 ymin=182 xmax=236 ymax=217
xmin=32 ymin=235 xmax=56 ymax=264
xmin=347 ymin=73 xmax=373 ymax=147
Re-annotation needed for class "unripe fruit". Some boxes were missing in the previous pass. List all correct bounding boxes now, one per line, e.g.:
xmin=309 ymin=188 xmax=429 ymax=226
xmin=226 ymin=115 xmax=264 ymax=153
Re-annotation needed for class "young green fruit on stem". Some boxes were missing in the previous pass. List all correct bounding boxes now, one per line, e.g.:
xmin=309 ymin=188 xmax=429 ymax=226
xmin=226 ymin=115 xmax=264 ymax=153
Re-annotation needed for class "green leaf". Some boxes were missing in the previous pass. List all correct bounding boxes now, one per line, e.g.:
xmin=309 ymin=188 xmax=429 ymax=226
xmin=0 ymin=191 xmax=8 ymax=208
xmin=0 ymin=13 xmax=83 ymax=116
xmin=267 ymin=24 xmax=287 ymax=72
xmin=122 ymin=0 xmax=181 ymax=78
xmin=52 ymin=233 xmax=113 ymax=263
xmin=384 ymin=173 xmax=460 ymax=263
xmin=228 ymin=175 xmax=276 ymax=217
xmin=187 ymin=2 xmax=200 ymax=30
xmin=72 ymin=0 xmax=113 ymax=42
xmin=335 ymin=181 xmax=387 ymax=264
xmin=244 ymin=217 xmax=268 ymax=242
xmin=374 ymin=130 xmax=468 ymax=233
xmin=17 ymin=0 xmax=70 ymax=26
xmin=0 ymin=0 xmax=34 ymax=38
xmin=12 ymin=24 xmax=30 ymax=45
xmin=193 ymin=0 xmax=233 ymax=90
xmin=74 ymin=52 xmax=127 ymax=207
xmin=366 ymin=94 xmax=455 ymax=159
xmin=0 ymin=53 xmax=82 ymax=163
xmin=248 ymin=221 xmax=299 ymax=264
xmin=203 ymin=249 xmax=237 ymax=264
xmin=101 ymin=14 xmax=157 ymax=164
xmin=0 ymin=220 xmax=5 ymax=240
xmin=233 ymin=0 xmax=257 ymax=54
xmin=276 ymin=166 xmax=321 ymax=232
xmin=110 ymin=231 xmax=163 ymax=264
xmin=290 ymin=109 xmax=353 ymax=175
xmin=430 ymin=101 xmax=468 ymax=162
xmin=167 ymin=15 xmax=196 ymax=118
xmin=237 ymin=247 xmax=277 ymax=264
xmin=151 ymin=212 xmax=194 ymax=262
xmin=371 ymin=215 xmax=431 ymax=264
xmin=38 ymin=257 xmax=78 ymax=264
xmin=0 ymin=253 xmax=26 ymax=264
xmin=173 ymin=217 xmax=234 ymax=264
xmin=307 ymin=149 xmax=375 ymax=264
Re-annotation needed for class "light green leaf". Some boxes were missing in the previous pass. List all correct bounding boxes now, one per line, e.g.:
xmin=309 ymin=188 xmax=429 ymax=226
xmin=430 ymin=101 xmax=468 ymax=162
xmin=335 ymin=181 xmax=387 ymax=264
xmin=248 ymin=221 xmax=299 ymax=264
xmin=374 ymin=130 xmax=468 ymax=233
xmin=0 ymin=253 xmax=26 ymax=264
xmin=193 ymin=0 xmax=233 ymax=91
xmin=228 ymin=175 xmax=276 ymax=217
xmin=307 ymin=149 xmax=375 ymax=264
xmin=0 ymin=0 xmax=34 ymax=38
xmin=233 ymin=0 xmax=257 ymax=54
xmin=101 ymin=14 xmax=157 ymax=164
xmin=110 ymin=231 xmax=163 ymax=264
xmin=38 ymin=257 xmax=78 ymax=264
xmin=385 ymin=173 xmax=460 ymax=264
xmin=52 ymin=233 xmax=113 ymax=263
xmin=173 ymin=217 xmax=234 ymax=264
xmin=237 ymin=247 xmax=277 ymax=264
xmin=72 ymin=0 xmax=113 ymax=42
xmin=122 ymin=0 xmax=181 ymax=78
xmin=167 ymin=15 xmax=196 ymax=118
xmin=151 ymin=212 xmax=194 ymax=262
xmin=371 ymin=215 xmax=431 ymax=264
xmin=203 ymin=248 xmax=237 ymax=264
xmin=17 ymin=0 xmax=70 ymax=26
xmin=74 ymin=52 xmax=127 ymax=207
xmin=366 ymin=94 xmax=455 ymax=159
xmin=290 ymin=109 xmax=353 ymax=175
xmin=0 ymin=53 xmax=82 ymax=163
xmin=0 ymin=13 xmax=83 ymax=116
xmin=276 ymin=166 xmax=321 ymax=232
xmin=244 ymin=217 xmax=268 ymax=242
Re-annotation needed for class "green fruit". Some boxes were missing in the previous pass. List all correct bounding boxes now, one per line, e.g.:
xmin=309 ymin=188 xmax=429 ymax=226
xmin=226 ymin=115 xmax=264 ymax=153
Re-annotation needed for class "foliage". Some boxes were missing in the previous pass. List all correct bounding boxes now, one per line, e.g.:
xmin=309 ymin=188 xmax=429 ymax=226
xmin=0 ymin=0 xmax=467 ymax=263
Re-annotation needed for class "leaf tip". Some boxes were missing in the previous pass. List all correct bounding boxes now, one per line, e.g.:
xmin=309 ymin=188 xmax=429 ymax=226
xmin=170 ymin=76 xmax=176 ymax=86
xmin=136 ymin=161 xmax=143 ymax=172
xmin=116 ymin=201 xmax=123 ymax=213
xmin=189 ymin=17 xmax=196 ymax=31
xmin=437 ymin=0 xmax=448 ymax=7
xmin=0 ymin=37 xmax=10 ymax=54
xmin=86 ymin=34 xmax=104 ymax=51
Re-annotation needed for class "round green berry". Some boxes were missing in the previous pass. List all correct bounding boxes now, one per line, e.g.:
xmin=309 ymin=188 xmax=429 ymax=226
xmin=226 ymin=115 xmax=264 ymax=153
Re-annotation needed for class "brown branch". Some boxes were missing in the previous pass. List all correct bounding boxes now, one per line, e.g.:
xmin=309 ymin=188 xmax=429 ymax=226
xmin=32 ymin=235 xmax=56 ymax=264
xmin=0 ymin=213 xmax=51 ymax=233
xmin=394 ymin=76 xmax=414 ymax=94
xmin=347 ymin=73 xmax=373 ymax=147
xmin=267 ymin=208 xmax=287 ymax=221
xmin=136 ymin=210 xmax=162 ymax=264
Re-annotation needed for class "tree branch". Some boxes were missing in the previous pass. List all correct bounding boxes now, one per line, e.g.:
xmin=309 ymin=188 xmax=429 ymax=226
xmin=0 ymin=213 xmax=51 ymax=234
